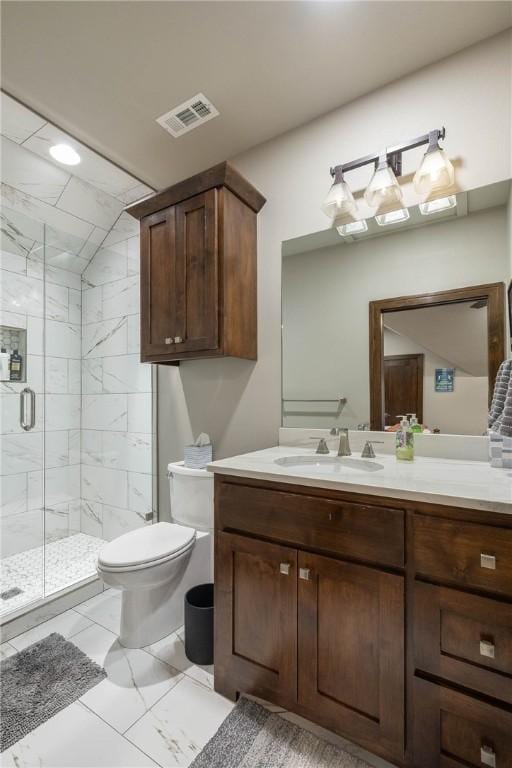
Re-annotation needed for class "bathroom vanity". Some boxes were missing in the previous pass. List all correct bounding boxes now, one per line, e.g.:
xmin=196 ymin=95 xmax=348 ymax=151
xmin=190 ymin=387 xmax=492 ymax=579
xmin=210 ymin=448 xmax=512 ymax=768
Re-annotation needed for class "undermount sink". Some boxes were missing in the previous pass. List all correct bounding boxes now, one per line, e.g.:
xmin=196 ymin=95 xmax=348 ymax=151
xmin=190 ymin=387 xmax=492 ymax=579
xmin=274 ymin=455 xmax=383 ymax=473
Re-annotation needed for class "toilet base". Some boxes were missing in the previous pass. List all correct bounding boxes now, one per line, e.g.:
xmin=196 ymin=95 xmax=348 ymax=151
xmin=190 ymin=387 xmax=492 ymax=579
xmin=118 ymin=531 xmax=212 ymax=648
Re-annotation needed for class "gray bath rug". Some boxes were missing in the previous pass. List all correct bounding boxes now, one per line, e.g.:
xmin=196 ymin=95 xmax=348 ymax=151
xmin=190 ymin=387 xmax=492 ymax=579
xmin=190 ymin=697 xmax=374 ymax=768
xmin=0 ymin=632 xmax=106 ymax=751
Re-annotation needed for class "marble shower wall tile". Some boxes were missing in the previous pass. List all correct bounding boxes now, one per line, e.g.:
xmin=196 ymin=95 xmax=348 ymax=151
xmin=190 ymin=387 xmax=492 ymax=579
xmin=1 ymin=136 xmax=70 ymax=205
xmin=82 ymin=464 xmax=128 ymax=509
xmin=57 ymin=176 xmax=124 ymax=232
xmin=102 ymin=504 xmax=148 ymax=540
xmin=128 ymin=472 xmax=152 ymax=516
xmin=0 ymin=473 xmax=28 ymax=517
xmin=82 ymin=245 xmax=128 ymax=288
xmin=0 ymin=92 xmax=46 ymax=144
xmin=80 ymin=499 xmax=103 ymax=538
xmin=103 ymin=354 xmax=151 ymax=394
xmin=82 ymin=394 xmax=128 ymax=432
xmin=82 ymin=316 xmax=127 ymax=358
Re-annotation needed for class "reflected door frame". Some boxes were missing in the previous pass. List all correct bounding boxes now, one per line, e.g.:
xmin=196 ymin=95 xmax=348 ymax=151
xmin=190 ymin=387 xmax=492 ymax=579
xmin=369 ymin=282 xmax=506 ymax=431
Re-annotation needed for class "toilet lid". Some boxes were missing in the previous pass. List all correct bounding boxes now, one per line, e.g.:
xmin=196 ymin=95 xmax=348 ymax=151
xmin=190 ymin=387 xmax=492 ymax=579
xmin=98 ymin=522 xmax=196 ymax=568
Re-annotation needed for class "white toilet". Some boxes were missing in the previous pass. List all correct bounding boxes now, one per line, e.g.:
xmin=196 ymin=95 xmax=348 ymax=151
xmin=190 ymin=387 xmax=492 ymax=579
xmin=97 ymin=462 xmax=213 ymax=648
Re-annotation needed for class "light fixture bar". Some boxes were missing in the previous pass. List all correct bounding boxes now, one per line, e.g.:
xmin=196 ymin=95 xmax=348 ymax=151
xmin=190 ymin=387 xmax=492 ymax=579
xmin=330 ymin=127 xmax=445 ymax=179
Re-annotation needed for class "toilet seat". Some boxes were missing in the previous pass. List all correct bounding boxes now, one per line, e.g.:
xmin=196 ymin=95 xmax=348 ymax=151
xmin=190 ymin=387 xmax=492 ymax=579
xmin=98 ymin=522 xmax=196 ymax=572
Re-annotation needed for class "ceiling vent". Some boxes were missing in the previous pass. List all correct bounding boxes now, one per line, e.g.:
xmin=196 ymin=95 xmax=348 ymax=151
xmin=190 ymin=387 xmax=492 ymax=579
xmin=156 ymin=93 xmax=219 ymax=138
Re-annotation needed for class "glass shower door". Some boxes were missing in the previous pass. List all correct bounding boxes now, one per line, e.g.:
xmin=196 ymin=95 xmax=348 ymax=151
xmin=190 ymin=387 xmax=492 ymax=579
xmin=0 ymin=207 xmax=46 ymax=618
xmin=43 ymin=222 xmax=86 ymax=597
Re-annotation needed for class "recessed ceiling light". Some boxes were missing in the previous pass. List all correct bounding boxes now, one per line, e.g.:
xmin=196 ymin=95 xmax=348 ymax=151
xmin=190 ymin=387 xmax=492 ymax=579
xmin=49 ymin=144 xmax=81 ymax=165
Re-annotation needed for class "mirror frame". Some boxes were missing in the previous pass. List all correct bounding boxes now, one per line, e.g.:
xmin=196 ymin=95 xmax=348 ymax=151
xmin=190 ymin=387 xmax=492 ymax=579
xmin=369 ymin=282 xmax=506 ymax=431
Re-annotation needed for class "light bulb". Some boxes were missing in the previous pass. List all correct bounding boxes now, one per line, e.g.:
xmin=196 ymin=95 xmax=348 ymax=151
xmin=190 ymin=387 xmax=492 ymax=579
xmin=414 ymin=146 xmax=454 ymax=198
xmin=364 ymin=159 xmax=403 ymax=212
xmin=419 ymin=195 xmax=457 ymax=216
xmin=321 ymin=174 xmax=357 ymax=221
xmin=49 ymin=144 xmax=81 ymax=166
xmin=336 ymin=220 xmax=368 ymax=237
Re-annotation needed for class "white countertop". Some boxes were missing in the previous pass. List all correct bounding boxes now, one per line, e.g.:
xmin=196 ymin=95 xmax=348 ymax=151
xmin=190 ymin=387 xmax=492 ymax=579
xmin=208 ymin=446 xmax=512 ymax=515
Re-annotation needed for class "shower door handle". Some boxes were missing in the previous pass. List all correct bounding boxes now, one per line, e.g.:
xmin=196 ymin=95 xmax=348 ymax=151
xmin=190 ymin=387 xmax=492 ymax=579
xmin=20 ymin=387 xmax=36 ymax=431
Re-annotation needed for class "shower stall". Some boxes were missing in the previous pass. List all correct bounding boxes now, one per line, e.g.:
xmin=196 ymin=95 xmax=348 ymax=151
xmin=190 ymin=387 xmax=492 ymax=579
xmin=0 ymin=93 xmax=155 ymax=624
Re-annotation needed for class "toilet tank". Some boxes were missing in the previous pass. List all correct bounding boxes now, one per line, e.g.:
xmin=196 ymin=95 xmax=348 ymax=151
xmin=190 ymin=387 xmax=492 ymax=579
xmin=168 ymin=462 xmax=214 ymax=531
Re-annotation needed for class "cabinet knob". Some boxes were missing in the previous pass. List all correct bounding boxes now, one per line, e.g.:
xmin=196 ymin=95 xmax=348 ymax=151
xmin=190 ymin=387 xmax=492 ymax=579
xmin=280 ymin=563 xmax=291 ymax=575
xmin=480 ymin=745 xmax=496 ymax=767
xmin=480 ymin=553 xmax=496 ymax=570
xmin=479 ymin=639 xmax=495 ymax=659
xmin=174 ymin=336 xmax=183 ymax=344
xmin=299 ymin=567 xmax=311 ymax=581
xmin=165 ymin=337 xmax=172 ymax=345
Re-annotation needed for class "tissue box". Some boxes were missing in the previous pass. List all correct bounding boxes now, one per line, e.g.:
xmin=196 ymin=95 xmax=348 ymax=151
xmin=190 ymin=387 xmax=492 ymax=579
xmin=184 ymin=444 xmax=213 ymax=469
xmin=489 ymin=430 xmax=512 ymax=468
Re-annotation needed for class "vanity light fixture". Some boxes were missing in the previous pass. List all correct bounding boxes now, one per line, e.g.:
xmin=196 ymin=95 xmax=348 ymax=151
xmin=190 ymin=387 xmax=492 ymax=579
xmin=413 ymin=133 xmax=455 ymax=199
xmin=365 ymin=155 xmax=409 ymax=227
xmin=419 ymin=194 xmax=457 ymax=216
xmin=323 ymin=127 xmax=455 ymax=233
xmin=321 ymin=167 xmax=359 ymax=221
xmin=49 ymin=143 xmax=81 ymax=166
xmin=336 ymin=219 xmax=368 ymax=236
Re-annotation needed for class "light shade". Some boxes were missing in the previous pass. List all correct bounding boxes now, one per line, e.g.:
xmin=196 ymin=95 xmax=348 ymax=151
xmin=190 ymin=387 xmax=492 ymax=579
xmin=419 ymin=194 xmax=457 ymax=216
xmin=49 ymin=144 xmax=81 ymax=166
xmin=321 ymin=175 xmax=358 ymax=221
xmin=336 ymin=219 xmax=368 ymax=237
xmin=364 ymin=159 xmax=404 ymax=216
xmin=413 ymin=146 xmax=454 ymax=199
xmin=375 ymin=208 xmax=410 ymax=227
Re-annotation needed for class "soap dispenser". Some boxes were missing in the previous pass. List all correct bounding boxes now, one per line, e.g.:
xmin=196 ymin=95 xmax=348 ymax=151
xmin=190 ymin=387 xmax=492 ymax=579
xmin=396 ymin=415 xmax=414 ymax=461
xmin=410 ymin=414 xmax=422 ymax=434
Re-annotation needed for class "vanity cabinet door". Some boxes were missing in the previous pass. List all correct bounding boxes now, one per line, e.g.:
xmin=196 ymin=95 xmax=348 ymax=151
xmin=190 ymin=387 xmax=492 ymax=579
xmin=298 ymin=551 xmax=405 ymax=763
xmin=214 ymin=531 xmax=298 ymax=706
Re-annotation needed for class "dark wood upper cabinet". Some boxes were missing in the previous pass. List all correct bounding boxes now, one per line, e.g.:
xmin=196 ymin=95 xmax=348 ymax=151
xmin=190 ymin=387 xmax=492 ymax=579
xmin=127 ymin=162 xmax=265 ymax=364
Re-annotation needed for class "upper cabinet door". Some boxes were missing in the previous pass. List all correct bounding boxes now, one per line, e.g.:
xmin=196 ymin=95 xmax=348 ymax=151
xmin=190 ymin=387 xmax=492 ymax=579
xmin=140 ymin=207 xmax=182 ymax=357
xmin=175 ymin=189 xmax=219 ymax=353
xmin=298 ymin=551 xmax=405 ymax=763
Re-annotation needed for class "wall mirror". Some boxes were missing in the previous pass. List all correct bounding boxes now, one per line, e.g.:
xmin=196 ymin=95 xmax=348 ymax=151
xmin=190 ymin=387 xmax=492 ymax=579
xmin=281 ymin=180 xmax=510 ymax=436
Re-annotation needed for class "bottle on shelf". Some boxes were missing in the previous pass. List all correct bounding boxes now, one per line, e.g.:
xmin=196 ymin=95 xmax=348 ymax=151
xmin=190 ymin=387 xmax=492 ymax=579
xmin=9 ymin=349 xmax=23 ymax=382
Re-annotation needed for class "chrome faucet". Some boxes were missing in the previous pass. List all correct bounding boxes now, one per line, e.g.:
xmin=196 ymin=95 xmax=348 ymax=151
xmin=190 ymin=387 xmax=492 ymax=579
xmin=337 ymin=428 xmax=351 ymax=456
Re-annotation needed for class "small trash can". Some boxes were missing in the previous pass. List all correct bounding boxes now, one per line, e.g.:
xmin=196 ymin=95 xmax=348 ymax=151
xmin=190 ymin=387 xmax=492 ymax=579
xmin=184 ymin=583 xmax=214 ymax=665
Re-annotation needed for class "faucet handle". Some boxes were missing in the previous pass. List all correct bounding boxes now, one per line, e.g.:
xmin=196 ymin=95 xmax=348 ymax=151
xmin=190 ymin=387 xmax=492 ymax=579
xmin=310 ymin=437 xmax=330 ymax=455
xmin=361 ymin=440 xmax=384 ymax=459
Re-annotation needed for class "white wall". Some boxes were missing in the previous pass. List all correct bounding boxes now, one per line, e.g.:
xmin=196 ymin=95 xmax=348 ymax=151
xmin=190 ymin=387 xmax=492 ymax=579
xmin=157 ymin=31 xmax=512 ymax=519
xmin=281 ymin=206 xmax=507 ymax=431
xmin=384 ymin=329 xmax=488 ymax=436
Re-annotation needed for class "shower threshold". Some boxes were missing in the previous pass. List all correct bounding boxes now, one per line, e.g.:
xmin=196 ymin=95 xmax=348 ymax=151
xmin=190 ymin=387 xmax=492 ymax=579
xmin=0 ymin=533 xmax=106 ymax=619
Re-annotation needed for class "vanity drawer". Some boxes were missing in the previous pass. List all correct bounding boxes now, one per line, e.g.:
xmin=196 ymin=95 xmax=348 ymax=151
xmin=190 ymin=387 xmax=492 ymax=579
xmin=215 ymin=480 xmax=404 ymax=568
xmin=413 ymin=515 xmax=512 ymax=597
xmin=414 ymin=582 xmax=512 ymax=704
xmin=413 ymin=677 xmax=512 ymax=768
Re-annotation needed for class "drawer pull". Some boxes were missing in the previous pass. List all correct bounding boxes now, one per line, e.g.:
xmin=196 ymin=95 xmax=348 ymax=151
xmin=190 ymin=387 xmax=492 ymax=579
xmin=479 ymin=639 xmax=495 ymax=659
xmin=299 ymin=568 xmax=311 ymax=581
xmin=480 ymin=744 xmax=496 ymax=767
xmin=480 ymin=553 xmax=496 ymax=570
xmin=279 ymin=563 xmax=290 ymax=576
xmin=165 ymin=337 xmax=172 ymax=345
xmin=174 ymin=336 xmax=183 ymax=344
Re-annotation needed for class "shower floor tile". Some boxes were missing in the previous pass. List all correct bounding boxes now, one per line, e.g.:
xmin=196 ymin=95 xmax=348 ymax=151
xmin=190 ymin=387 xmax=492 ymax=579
xmin=0 ymin=533 xmax=106 ymax=618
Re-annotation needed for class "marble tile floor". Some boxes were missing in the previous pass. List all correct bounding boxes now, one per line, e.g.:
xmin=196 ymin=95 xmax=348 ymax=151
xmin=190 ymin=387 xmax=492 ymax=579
xmin=0 ymin=533 xmax=106 ymax=618
xmin=0 ymin=589 xmax=397 ymax=768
